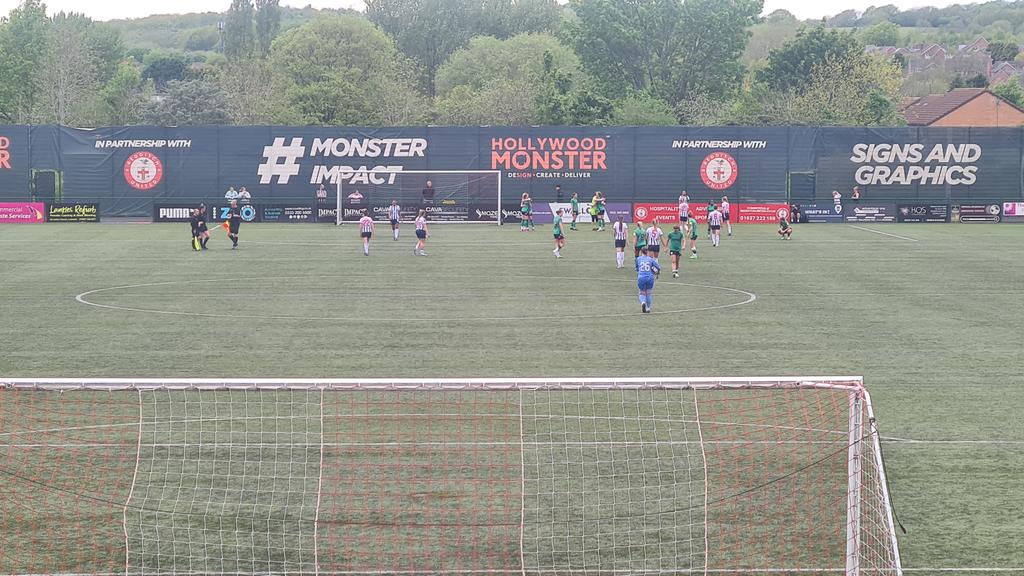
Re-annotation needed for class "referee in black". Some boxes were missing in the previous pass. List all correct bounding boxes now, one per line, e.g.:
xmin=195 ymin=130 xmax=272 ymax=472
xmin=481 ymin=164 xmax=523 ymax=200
xmin=227 ymin=199 xmax=242 ymax=249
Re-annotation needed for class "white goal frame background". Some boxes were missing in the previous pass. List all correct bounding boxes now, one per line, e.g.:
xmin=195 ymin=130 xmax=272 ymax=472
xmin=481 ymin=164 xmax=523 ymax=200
xmin=0 ymin=376 xmax=903 ymax=576
xmin=334 ymin=169 xmax=503 ymax=226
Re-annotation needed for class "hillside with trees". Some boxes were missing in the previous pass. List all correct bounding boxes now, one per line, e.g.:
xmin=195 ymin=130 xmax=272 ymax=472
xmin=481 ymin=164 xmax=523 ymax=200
xmin=0 ymin=0 xmax=1021 ymax=128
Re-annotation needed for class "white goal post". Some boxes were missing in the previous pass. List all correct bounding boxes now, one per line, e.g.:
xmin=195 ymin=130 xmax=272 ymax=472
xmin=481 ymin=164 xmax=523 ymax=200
xmin=0 ymin=376 xmax=902 ymax=576
xmin=335 ymin=169 xmax=503 ymax=225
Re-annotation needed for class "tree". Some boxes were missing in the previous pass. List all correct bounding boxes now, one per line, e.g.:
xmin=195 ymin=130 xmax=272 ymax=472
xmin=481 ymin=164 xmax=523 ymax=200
xmin=791 ymin=55 xmax=904 ymax=125
xmin=535 ymin=54 xmax=612 ymax=125
xmin=33 ymin=16 xmax=100 ymax=125
xmin=992 ymin=79 xmax=1024 ymax=109
xmin=950 ymin=73 xmax=989 ymax=89
xmin=568 ymin=0 xmax=761 ymax=106
xmin=270 ymin=14 xmax=426 ymax=125
xmin=254 ymin=0 xmax=281 ymax=58
xmin=185 ymin=27 xmax=221 ymax=52
xmin=0 ymin=0 xmax=50 ymax=122
xmin=142 ymin=51 xmax=190 ymax=90
xmin=215 ymin=59 xmax=299 ymax=124
xmin=859 ymin=21 xmax=901 ymax=46
xmin=99 ymin=62 xmax=149 ymax=125
xmin=609 ymin=93 xmax=677 ymax=125
xmin=988 ymin=41 xmax=1020 ymax=62
xmin=435 ymin=34 xmax=581 ymax=97
xmin=144 ymin=79 xmax=231 ymax=125
xmin=224 ymin=0 xmax=255 ymax=60
xmin=366 ymin=0 xmax=559 ymax=96
xmin=758 ymin=26 xmax=863 ymax=93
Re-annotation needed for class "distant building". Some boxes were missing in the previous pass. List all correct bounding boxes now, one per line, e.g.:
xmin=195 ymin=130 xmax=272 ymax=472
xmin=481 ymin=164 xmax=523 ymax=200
xmin=866 ymin=36 xmax=994 ymax=83
xmin=991 ymin=61 xmax=1024 ymax=88
xmin=900 ymin=88 xmax=1024 ymax=127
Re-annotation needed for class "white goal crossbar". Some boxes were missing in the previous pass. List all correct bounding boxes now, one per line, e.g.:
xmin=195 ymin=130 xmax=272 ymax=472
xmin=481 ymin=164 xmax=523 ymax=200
xmin=335 ymin=169 xmax=502 ymax=225
xmin=0 ymin=377 xmax=902 ymax=576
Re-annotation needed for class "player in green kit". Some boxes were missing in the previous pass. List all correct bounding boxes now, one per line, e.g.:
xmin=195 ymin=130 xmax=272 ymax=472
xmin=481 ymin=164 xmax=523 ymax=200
xmin=552 ymin=209 xmax=566 ymax=257
xmin=632 ymin=220 xmax=647 ymax=258
xmin=667 ymin=224 xmax=685 ymax=277
xmin=686 ymin=215 xmax=699 ymax=258
xmin=570 ymin=192 xmax=580 ymax=230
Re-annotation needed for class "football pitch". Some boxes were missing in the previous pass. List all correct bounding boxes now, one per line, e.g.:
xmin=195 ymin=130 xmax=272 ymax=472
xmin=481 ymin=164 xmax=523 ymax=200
xmin=1 ymin=221 xmax=1023 ymax=575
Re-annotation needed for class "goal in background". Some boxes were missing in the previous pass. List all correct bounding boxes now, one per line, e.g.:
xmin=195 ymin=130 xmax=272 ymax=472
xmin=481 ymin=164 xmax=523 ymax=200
xmin=335 ymin=170 xmax=502 ymax=225
xmin=0 ymin=377 xmax=902 ymax=575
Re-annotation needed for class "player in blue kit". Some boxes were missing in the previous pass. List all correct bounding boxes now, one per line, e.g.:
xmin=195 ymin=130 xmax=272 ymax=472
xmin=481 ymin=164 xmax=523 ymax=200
xmin=635 ymin=246 xmax=661 ymax=314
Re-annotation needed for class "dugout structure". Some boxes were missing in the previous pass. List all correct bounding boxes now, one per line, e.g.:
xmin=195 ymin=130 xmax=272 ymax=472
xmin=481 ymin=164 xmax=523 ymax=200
xmin=0 ymin=377 xmax=902 ymax=575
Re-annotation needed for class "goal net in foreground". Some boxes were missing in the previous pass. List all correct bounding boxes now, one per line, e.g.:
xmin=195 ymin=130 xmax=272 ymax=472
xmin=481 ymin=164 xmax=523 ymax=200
xmin=335 ymin=170 xmax=501 ymax=225
xmin=0 ymin=378 xmax=902 ymax=576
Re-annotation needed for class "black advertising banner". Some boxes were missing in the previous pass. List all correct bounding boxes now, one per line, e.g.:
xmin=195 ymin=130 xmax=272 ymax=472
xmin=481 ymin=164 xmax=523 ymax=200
xmin=208 ymin=204 xmax=258 ymax=223
xmin=797 ymin=203 xmax=844 ymax=223
xmin=952 ymin=204 xmax=1002 ymax=223
xmin=897 ymin=204 xmax=950 ymax=223
xmin=315 ymin=205 xmax=338 ymax=223
xmin=46 ymin=203 xmax=99 ymax=222
xmin=1 ymin=125 xmax=1023 ymax=218
xmin=260 ymin=204 xmax=313 ymax=223
xmin=845 ymin=204 xmax=896 ymax=223
xmin=153 ymin=203 xmax=204 ymax=222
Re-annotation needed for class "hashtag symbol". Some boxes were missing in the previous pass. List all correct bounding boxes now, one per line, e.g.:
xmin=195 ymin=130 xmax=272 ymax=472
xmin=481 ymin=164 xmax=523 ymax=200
xmin=257 ymin=137 xmax=306 ymax=184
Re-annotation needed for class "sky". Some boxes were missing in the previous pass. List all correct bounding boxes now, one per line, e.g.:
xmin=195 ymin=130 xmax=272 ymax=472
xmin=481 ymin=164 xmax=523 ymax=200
xmin=0 ymin=0 xmax=959 ymax=22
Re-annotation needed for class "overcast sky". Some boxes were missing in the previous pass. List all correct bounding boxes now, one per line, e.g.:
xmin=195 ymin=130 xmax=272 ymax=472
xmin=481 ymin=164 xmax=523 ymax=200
xmin=0 ymin=0 xmax=957 ymax=22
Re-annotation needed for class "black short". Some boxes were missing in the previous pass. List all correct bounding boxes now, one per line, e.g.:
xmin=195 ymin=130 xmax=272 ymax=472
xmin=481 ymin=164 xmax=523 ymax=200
xmin=196 ymin=225 xmax=208 ymax=234
xmin=416 ymin=229 xmax=427 ymax=239
xmin=390 ymin=219 xmax=399 ymax=226
xmin=228 ymin=220 xmax=239 ymax=234
xmin=648 ymin=245 xmax=660 ymax=254
xmin=679 ymin=214 xmax=688 ymax=222
xmin=614 ymin=239 xmax=626 ymax=248
xmin=597 ymin=209 xmax=606 ymax=216
xmin=723 ymin=213 xmax=730 ymax=222
xmin=710 ymin=224 xmax=721 ymax=231
xmin=553 ymin=233 xmax=564 ymax=240
xmin=361 ymin=231 xmax=372 ymax=239
xmin=670 ymin=250 xmax=682 ymax=256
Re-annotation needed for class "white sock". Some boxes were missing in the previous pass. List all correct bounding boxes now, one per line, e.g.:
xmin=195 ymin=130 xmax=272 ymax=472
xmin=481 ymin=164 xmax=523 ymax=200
xmin=616 ymin=252 xmax=624 ymax=266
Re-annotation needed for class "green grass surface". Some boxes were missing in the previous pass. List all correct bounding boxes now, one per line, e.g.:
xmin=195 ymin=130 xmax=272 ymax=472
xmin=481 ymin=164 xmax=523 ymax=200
xmin=1 ymin=222 xmax=1023 ymax=575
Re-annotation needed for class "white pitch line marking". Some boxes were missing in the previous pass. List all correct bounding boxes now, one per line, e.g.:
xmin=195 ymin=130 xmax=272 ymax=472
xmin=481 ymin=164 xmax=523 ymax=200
xmin=848 ymin=225 xmax=919 ymax=242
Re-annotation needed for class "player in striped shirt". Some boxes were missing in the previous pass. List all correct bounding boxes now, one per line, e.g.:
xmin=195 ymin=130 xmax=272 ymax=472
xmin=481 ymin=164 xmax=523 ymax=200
xmin=414 ymin=209 xmax=429 ymax=255
xmin=708 ymin=205 xmax=723 ymax=247
xmin=678 ymin=192 xmax=689 ymax=223
xmin=721 ymin=195 xmax=732 ymax=236
xmin=358 ymin=210 xmax=374 ymax=256
xmin=612 ymin=216 xmax=628 ymax=268
xmin=645 ymin=218 xmax=665 ymax=261
xmin=388 ymin=200 xmax=401 ymax=241
xmin=635 ymin=246 xmax=660 ymax=314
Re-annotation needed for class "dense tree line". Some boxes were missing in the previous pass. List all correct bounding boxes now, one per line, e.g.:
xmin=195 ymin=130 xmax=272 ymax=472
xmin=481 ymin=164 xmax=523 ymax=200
xmin=0 ymin=0 xmax=910 ymax=127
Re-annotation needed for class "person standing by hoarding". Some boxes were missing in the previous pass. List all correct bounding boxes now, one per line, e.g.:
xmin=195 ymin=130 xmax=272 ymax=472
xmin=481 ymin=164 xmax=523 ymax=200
xmin=224 ymin=186 xmax=239 ymax=202
xmin=388 ymin=200 xmax=401 ymax=241
xmin=237 ymin=187 xmax=252 ymax=205
xmin=316 ymin=184 xmax=328 ymax=206
xmin=414 ymin=209 xmax=429 ymax=256
xmin=721 ymin=195 xmax=732 ymax=236
xmin=227 ymin=199 xmax=241 ymax=249
xmin=833 ymin=190 xmax=842 ymax=207
xmin=421 ymin=180 xmax=435 ymax=207
xmin=612 ymin=216 xmax=628 ymax=269
xmin=552 ymin=209 xmax=566 ymax=258
xmin=359 ymin=210 xmax=374 ymax=256
xmin=851 ymin=186 xmax=861 ymax=203
xmin=555 ymin=184 xmax=563 ymax=203
xmin=570 ymin=192 xmax=580 ymax=230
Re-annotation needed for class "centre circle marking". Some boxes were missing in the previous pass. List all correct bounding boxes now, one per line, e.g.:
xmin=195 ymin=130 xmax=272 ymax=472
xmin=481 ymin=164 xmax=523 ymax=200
xmin=75 ymin=275 xmax=757 ymax=322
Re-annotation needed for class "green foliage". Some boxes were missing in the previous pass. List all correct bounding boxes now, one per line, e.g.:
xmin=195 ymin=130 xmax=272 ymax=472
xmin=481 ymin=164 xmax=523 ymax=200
xmin=859 ymin=21 xmax=902 ymax=46
xmin=254 ymin=0 xmax=281 ymax=58
xmin=991 ymin=79 xmax=1024 ymax=108
xmin=99 ymin=62 xmax=149 ymax=125
xmin=185 ymin=27 xmax=221 ymax=52
xmin=143 ymin=79 xmax=231 ymax=124
xmin=0 ymin=0 xmax=49 ymax=122
xmin=568 ymin=0 xmax=761 ymax=105
xmin=743 ymin=11 xmax=802 ymax=65
xmin=950 ymin=73 xmax=989 ymax=89
xmin=535 ymin=53 xmax=612 ymax=125
xmin=988 ymin=40 xmax=1020 ymax=62
xmin=758 ymin=26 xmax=863 ymax=93
xmin=288 ymin=74 xmax=371 ymax=125
xmin=224 ymin=0 xmax=255 ymax=60
xmin=33 ymin=14 xmax=101 ymax=125
xmin=435 ymin=34 xmax=580 ymax=97
xmin=609 ymin=92 xmax=677 ymax=125
xmin=142 ymin=51 xmax=190 ymax=90
xmin=366 ymin=0 xmax=560 ymax=95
